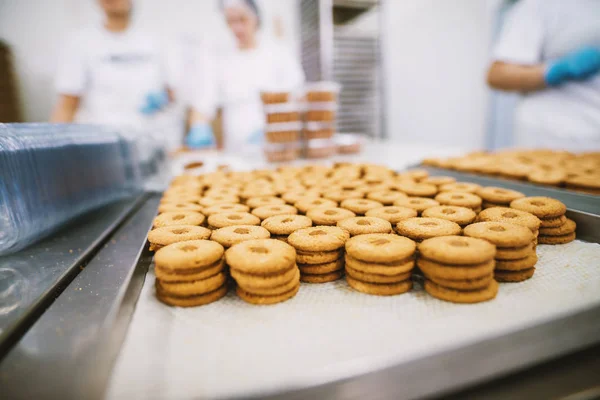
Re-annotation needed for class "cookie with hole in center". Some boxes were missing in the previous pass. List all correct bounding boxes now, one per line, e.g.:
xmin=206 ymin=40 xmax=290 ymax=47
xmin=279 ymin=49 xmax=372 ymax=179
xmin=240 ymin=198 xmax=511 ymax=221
xmin=307 ymin=207 xmax=356 ymax=226
xmin=424 ymin=279 xmax=498 ymax=304
xmin=539 ymin=215 xmax=567 ymax=228
xmin=226 ymin=239 xmax=296 ymax=275
xmin=297 ymin=249 xmax=344 ymax=264
xmin=510 ymin=196 xmax=566 ymax=218
xmin=158 ymin=271 xmax=227 ymax=297
xmin=435 ymin=191 xmax=482 ymax=210
xmin=340 ymin=198 xmax=384 ymax=215
xmin=236 ymin=283 xmax=300 ymax=305
xmin=422 ymin=206 xmax=476 ymax=227
xmin=494 ymin=268 xmax=535 ymax=282
xmin=322 ymin=189 xmax=364 ymax=202
xmin=148 ymin=225 xmax=212 ymax=251
xmin=347 ymin=275 xmax=413 ymax=296
xmin=288 ymin=226 xmax=349 ymax=252
xmin=251 ymin=204 xmax=298 ymax=220
xmin=301 ymin=270 xmax=344 ymax=283
xmin=210 ymin=225 xmax=270 ymax=248
xmin=345 ymin=233 xmax=416 ymax=263
xmin=421 ymin=176 xmax=457 ymax=186
xmin=156 ymin=283 xmax=228 ymax=307
xmin=427 ymin=273 xmax=493 ymax=291
xmin=158 ymin=202 xmax=205 ymax=214
xmin=417 ymin=258 xmax=495 ymax=281
xmin=393 ymin=197 xmax=440 ymax=214
xmin=337 ymin=217 xmax=393 ymax=236
xmin=152 ymin=211 xmax=206 ymax=228
xmin=539 ymin=218 xmax=576 ymax=236
xmin=202 ymin=203 xmax=250 ymax=216
xmin=476 ymin=207 xmax=541 ymax=233
xmin=438 ymin=182 xmax=481 ymax=193
xmin=495 ymin=243 xmax=535 ymax=260
xmin=463 ymin=221 xmax=534 ymax=248
xmin=246 ymin=196 xmax=286 ymax=209
xmin=154 ymin=240 xmax=225 ymax=282
xmin=495 ymin=253 xmax=538 ymax=271
xmin=477 ymin=187 xmax=525 ymax=205
xmin=418 ymin=235 xmax=496 ymax=265
xmin=261 ymin=214 xmax=313 ymax=236
xmin=366 ymin=190 xmax=408 ymax=205
xmin=198 ymin=195 xmax=240 ymax=208
xmin=538 ymin=232 xmax=576 ymax=245
xmin=395 ymin=182 xmax=438 ymax=198
xmin=365 ymin=206 xmax=417 ymax=224
xmin=208 ymin=212 xmax=261 ymax=229
xmin=294 ymin=197 xmax=338 ymax=214
xmin=396 ymin=218 xmax=462 ymax=242
xmin=345 ymin=255 xmax=415 ymax=276
xmin=298 ymin=258 xmax=344 ymax=274
xmin=345 ymin=266 xmax=411 ymax=284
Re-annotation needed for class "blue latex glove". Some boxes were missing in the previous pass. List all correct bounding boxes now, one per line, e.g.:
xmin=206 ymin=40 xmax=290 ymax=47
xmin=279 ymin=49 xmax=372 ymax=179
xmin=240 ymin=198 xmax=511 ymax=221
xmin=247 ymin=129 xmax=264 ymax=145
xmin=545 ymin=47 xmax=600 ymax=86
xmin=186 ymin=123 xmax=216 ymax=148
xmin=140 ymin=90 xmax=169 ymax=115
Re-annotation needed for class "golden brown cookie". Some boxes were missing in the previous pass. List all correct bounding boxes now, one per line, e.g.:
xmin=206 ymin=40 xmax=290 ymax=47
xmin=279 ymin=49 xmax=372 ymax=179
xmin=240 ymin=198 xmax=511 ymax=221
xmin=528 ymin=169 xmax=566 ymax=186
xmin=495 ymin=253 xmax=538 ymax=271
xmin=236 ymin=283 xmax=299 ymax=305
xmin=148 ymin=226 xmax=212 ymax=251
xmin=366 ymin=190 xmax=408 ymax=205
xmin=510 ymin=196 xmax=567 ymax=218
xmin=424 ymin=280 xmax=498 ymax=304
xmin=422 ymin=206 xmax=476 ymax=227
xmin=226 ymin=239 xmax=296 ymax=275
xmin=202 ymin=203 xmax=250 ymax=216
xmin=246 ymin=269 xmax=301 ymax=296
xmin=301 ymin=270 xmax=344 ymax=283
xmin=208 ymin=212 xmax=261 ymax=229
xmin=296 ymin=249 xmax=344 ymax=264
xmin=494 ymin=268 xmax=535 ymax=282
xmin=538 ymin=232 xmax=576 ymax=245
xmin=198 ymin=195 xmax=240 ymax=208
xmin=322 ymin=189 xmax=364 ymax=202
xmin=156 ymin=283 xmax=227 ymax=307
xmin=396 ymin=218 xmax=462 ymax=242
xmin=281 ymin=189 xmax=320 ymax=205
xmin=421 ymin=176 xmax=457 ymax=186
xmin=231 ymin=266 xmax=298 ymax=290
xmin=402 ymin=169 xmax=429 ymax=181
xmin=417 ymin=258 xmax=495 ymax=280
xmin=295 ymin=197 xmax=338 ymax=214
xmin=427 ymin=273 xmax=493 ymax=291
xmin=261 ymin=214 xmax=313 ymax=236
xmin=477 ymin=187 xmax=525 ymax=205
xmin=476 ymin=207 xmax=541 ymax=233
xmin=306 ymin=207 xmax=356 ymax=226
xmin=435 ymin=192 xmax=482 ymax=210
xmin=346 ymin=275 xmax=412 ymax=296
xmin=365 ymin=206 xmax=418 ymax=224
xmin=152 ymin=211 xmax=206 ymax=228
xmin=158 ymin=272 xmax=227 ymax=296
xmin=337 ymin=217 xmax=393 ymax=236
xmin=393 ymin=197 xmax=440 ymax=214
xmin=345 ymin=255 xmax=415 ymax=276
xmin=438 ymin=182 xmax=481 ymax=193
xmin=463 ymin=221 xmax=534 ymax=248
xmin=345 ymin=266 xmax=411 ymax=284
xmin=246 ymin=196 xmax=286 ymax=209
xmin=395 ymin=182 xmax=438 ymax=198
xmin=539 ymin=218 xmax=576 ymax=236
xmin=154 ymin=240 xmax=225 ymax=281
xmin=298 ymin=258 xmax=344 ymax=274
xmin=539 ymin=215 xmax=567 ymax=228
xmin=155 ymin=259 xmax=224 ymax=283
xmin=210 ymin=225 xmax=271 ymax=248
xmin=288 ymin=226 xmax=349 ymax=251
xmin=158 ymin=202 xmax=205 ymax=214
xmin=251 ymin=204 xmax=298 ymax=220
xmin=340 ymin=199 xmax=385 ymax=215
xmin=495 ymin=243 xmax=535 ymax=260
xmin=345 ymin=233 xmax=416 ymax=263
xmin=418 ymin=235 xmax=496 ymax=265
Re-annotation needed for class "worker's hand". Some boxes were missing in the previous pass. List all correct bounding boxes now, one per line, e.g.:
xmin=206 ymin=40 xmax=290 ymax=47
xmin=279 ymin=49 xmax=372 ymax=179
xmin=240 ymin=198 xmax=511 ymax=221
xmin=545 ymin=47 xmax=600 ymax=86
xmin=140 ymin=90 xmax=169 ymax=115
xmin=186 ymin=123 xmax=216 ymax=148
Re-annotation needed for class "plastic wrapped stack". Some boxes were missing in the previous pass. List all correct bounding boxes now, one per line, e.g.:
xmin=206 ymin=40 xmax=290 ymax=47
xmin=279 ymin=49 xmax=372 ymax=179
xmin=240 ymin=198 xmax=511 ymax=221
xmin=0 ymin=123 xmax=143 ymax=254
xmin=261 ymin=90 xmax=301 ymax=163
xmin=303 ymin=82 xmax=340 ymax=159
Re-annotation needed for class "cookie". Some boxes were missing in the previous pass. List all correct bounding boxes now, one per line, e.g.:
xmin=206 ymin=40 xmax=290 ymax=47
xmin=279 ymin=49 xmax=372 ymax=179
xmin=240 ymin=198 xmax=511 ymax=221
xmin=210 ymin=225 xmax=271 ymax=248
xmin=297 ymin=249 xmax=344 ymax=264
xmin=156 ymin=284 xmax=227 ymax=307
xmin=154 ymin=240 xmax=225 ymax=279
xmin=160 ymin=194 xmax=202 ymax=204
xmin=366 ymin=190 xmax=408 ymax=205
xmin=158 ymin=272 xmax=227 ymax=296
xmin=417 ymin=258 xmax=495 ymax=280
xmin=539 ymin=218 xmax=576 ymax=236
xmin=539 ymin=215 xmax=567 ymax=228
xmin=307 ymin=207 xmax=356 ymax=226
xmin=528 ymin=169 xmax=565 ymax=186
xmin=236 ymin=283 xmax=300 ymax=305
xmin=345 ymin=266 xmax=411 ymax=284
xmin=152 ymin=211 xmax=206 ymax=228
xmin=247 ymin=269 xmax=300 ymax=296
xmin=482 ymin=201 xmax=507 ymax=209
xmin=393 ymin=197 xmax=440 ymax=214
xmin=395 ymin=182 xmax=438 ymax=198
xmin=365 ymin=206 xmax=418 ymax=224
xmin=424 ymin=280 xmax=498 ymax=304
xmin=295 ymin=197 xmax=338 ymax=214
xmin=494 ymin=268 xmax=535 ymax=282
xmin=434 ymin=192 xmax=482 ymax=210
xmin=345 ymin=255 xmax=415 ymax=276
xmin=148 ymin=226 xmax=212 ymax=251
xmin=288 ymin=226 xmax=349 ymax=251
xmin=396 ymin=218 xmax=462 ymax=242
xmin=301 ymin=270 xmax=344 ymax=283
xmin=155 ymin=259 xmax=224 ymax=283
xmin=202 ymin=203 xmax=250 ymax=216
xmin=158 ymin=202 xmax=205 ymax=214
xmin=495 ymin=253 xmax=538 ymax=271
xmin=418 ymin=235 xmax=496 ymax=265
xmin=282 ymin=190 xmax=320 ymax=205
xmin=463 ymin=222 xmax=534 ymax=248
xmin=477 ymin=187 xmax=525 ymax=204
xmin=337 ymin=217 xmax=393 ymax=236
xmin=261 ymin=214 xmax=313 ymax=236
xmin=246 ymin=196 xmax=286 ymax=209
xmin=476 ymin=207 xmax=541 ymax=232
xmin=495 ymin=243 xmax=535 ymax=260
xmin=251 ymin=204 xmax=298 ymax=220
xmin=421 ymin=176 xmax=456 ymax=186
xmin=438 ymin=182 xmax=481 ymax=193
xmin=231 ymin=266 xmax=298 ymax=290
xmin=322 ymin=189 xmax=364 ymax=202
xmin=402 ymin=169 xmax=429 ymax=181
xmin=421 ymin=206 xmax=476 ymax=226
xmin=340 ymin=199 xmax=385 ymax=215
xmin=225 ymin=239 xmax=296 ymax=275
xmin=428 ymin=273 xmax=493 ymax=291
xmin=198 ymin=195 xmax=240 ymax=208
xmin=298 ymin=258 xmax=344 ymax=274
xmin=538 ymin=232 xmax=576 ymax=245
xmin=345 ymin=234 xmax=416 ymax=263
xmin=510 ymin=196 xmax=567 ymax=218
xmin=208 ymin=212 xmax=261 ymax=229
xmin=346 ymin=275 xmax=413 ymax=296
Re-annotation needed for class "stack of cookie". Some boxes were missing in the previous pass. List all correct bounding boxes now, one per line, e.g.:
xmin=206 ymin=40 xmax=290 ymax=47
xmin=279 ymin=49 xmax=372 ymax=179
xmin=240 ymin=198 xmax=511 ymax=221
xmin=418 ymin=236 xmax=498 ymax=304
xmin=510 ymin=197 xmax=574 ymax=245
xmin=226 ymin=239 xmax=300 ymax=305
xmin=261 ymin=214 xmax=313 ymax=242
xmin=476 ymin=207 xmax=541 ymax=247
xmin=154 ymin=240 xmax=228 ymax=307
xmin=395 ymin=217 xmax=461 ymax=242
xmin=476 ymin=186 xmax=525 ymax=209
xmin=345 ymin=234 xmax=416 ymax=296
xmin=288 ymin=226 xmax=349 ymax=283
xmin=464 ymin=222 xmax=537 ymax=282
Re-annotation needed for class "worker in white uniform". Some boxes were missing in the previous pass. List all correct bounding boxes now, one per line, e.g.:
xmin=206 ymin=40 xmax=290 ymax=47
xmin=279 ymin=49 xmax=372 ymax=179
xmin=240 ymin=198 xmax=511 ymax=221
xmin=187 ymin=0 xmax=305 ymax=150
xmin=487 ymin=0 xmax=600 ymax=151
xmin=51 ymin=0 xmax=172 ymax=125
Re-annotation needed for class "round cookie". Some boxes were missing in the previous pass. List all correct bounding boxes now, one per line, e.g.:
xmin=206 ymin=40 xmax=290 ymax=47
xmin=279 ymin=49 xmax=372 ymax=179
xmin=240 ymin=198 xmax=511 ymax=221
xmin=295 ymin=197 xmax=338 ymax=214
xmin=210 ymin=225 xmax=271 ymax=248
xmin=494 ymin=268 xmax=535 ymax=282
xmin=301 ymin=271 xmax=344 ymax=283
xmin=225 ymin=239 xmax=296 ymax=275
xmin=247 ymin=269 xmax=300 ymax=296
xmin=418 ymin=235 xmax=496 ymax=265
xmin=538 ymin=232 xmax=576 ymax=245
xmin=422 ymin=206 xmax=476 ymax=226
xmin=395 ymin=182 xmax=438 ymax=198
xmin=345 ymin=234 xmax=416 ymax=263
xmin=396 ymin=218 xmax=462 ymax=242
xmin=340 ymin=199 xmax=384 ymax=215
xmin=346 ymin=275 xmax=413 ymax=296
xmin=297 ymin=249 xmax=343 ymax=264
xmin=495 ymin=243 xmax=535 ymax=260
xmin=307 ymin=207 xmax=356 ymax=226
xmin=246 ymin=196 xmax=286 ymax=209
xmin=158 ymin=202 xmax=204 ymax=214
xmin=402 ymin=169 xmax=429 ymax=181
xmin=439 ymin=182 xmax=481 ymax=193
xmin=158 ymin=272 xmax=227 ymax=296
xmin=510 ymin=196 xmax=567 ymax=218
xmin=156 ymin=284 xmax=227 ymax=307
xmin=367 ymin=190 xmax=408 ymax=205
xmin=152 ymin=211 xmax=206 ymax=228
xmin=495 ymin=253 xmax=538 ymax=271
xmin=282 ymin=190 xmax=320 ymax=205
xmin=365 ymin=206 xmax=418 ymax=224
xmin=435 ymin=192 xmax=482 ymax=210
xmin=428 ymin=274 xmax=493 ymax=291
xmin=198 ymin=195 xmax=240 ymax=208
xmin=417 ymin=258 xmax=495 ymax=280
xmin=261 ymin=214 xmax=313 ymax=235
xmin=477 ymin=187 xmax=525 ymax=204
xmin=476 ymin=207 xmax=541 ymax=232
xmin=202 ymin=203 xmax=250 ymax=216
xmin=154 ymin=239 xmax=224 ymax=274
xmin=298 ymin=258 xmax=344 ymax=274
xmin=540 ymin=215 xmax=567 ymax=228
xmin=322 ymin=189 xmax=364 ymax=202
xmin=337 ymin=217 xmax=393 ymax=236
xmin=421 ymin=176 xmax=456 ymax=186
xmin=393 ymin=197 xmax=440 ymax=214
xmin=148 ymin=226 xmax=212 ymax=251
xmin=231 ymin=266 xmax=298 ymax=290
xmin=424 ymin=280 xmax=498 ymax=304
xmin=236 ymin=283 xmax=299 ymax=305
xmin=539 ymin=219 xmax=576 ymax=236
xmin=345 ymin=255 xmax=415 ymax=276
xmin=288 ymin=226 xmax=349 ymax=252
xmin=528 ymin=169 xmax=565 ymax=186
xmin=463 ymin=222 xmax=534 ymax=248
xmin=251 ymin=204 xmax=298 ymax=220
xmin=345 ymin=266 xmax=411 ymax=284
xmin=208 ymin=212 xmax=261 ymax=229
xmin=155 ymin=259 xmax=224 ymax=283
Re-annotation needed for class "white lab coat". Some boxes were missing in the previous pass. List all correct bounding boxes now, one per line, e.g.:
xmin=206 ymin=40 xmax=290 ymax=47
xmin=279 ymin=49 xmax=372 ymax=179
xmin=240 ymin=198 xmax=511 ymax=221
xmin=193 ymin=38 xmax=305 ymax=151
xmin=493 ymin=0 xmax=600 ymax=151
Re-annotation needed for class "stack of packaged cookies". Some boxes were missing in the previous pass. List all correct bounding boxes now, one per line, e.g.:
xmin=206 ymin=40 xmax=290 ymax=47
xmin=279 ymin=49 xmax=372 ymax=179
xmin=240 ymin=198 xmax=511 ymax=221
xmin=510 ymin=197 xmax=575 ymax=245
xmin=418 ymin=236 xmax=498 ymax=304
xmin=261 ymin=89 xmax=301 ymax=162
xmin=303 ymin=81 xmax=340 ymax=159
xmin=345 ymin=234 xmax=416 ymax=296
xmin=288 ymin=226 xmax=348 ymax=283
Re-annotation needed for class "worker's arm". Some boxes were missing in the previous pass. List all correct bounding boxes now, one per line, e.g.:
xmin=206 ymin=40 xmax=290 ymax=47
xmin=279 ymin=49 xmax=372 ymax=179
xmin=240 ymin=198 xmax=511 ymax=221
xmin=50 ymin=94 xmax=81 ymax=122
xmin=486 ymin=62 xmax=546 ymax=92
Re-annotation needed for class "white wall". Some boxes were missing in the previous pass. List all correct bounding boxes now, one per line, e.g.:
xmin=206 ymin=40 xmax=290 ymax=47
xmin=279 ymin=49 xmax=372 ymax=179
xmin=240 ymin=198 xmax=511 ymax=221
xmin=0 ymin=0 xmax=299 ymax=122
xmin=382 ymin=0 xmax=494 ymax=149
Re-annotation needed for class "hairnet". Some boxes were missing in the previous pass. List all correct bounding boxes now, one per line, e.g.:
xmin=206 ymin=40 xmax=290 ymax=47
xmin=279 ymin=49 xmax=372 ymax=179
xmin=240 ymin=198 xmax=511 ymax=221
xmin=220 ymin=0 xmax=261 ymax=26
